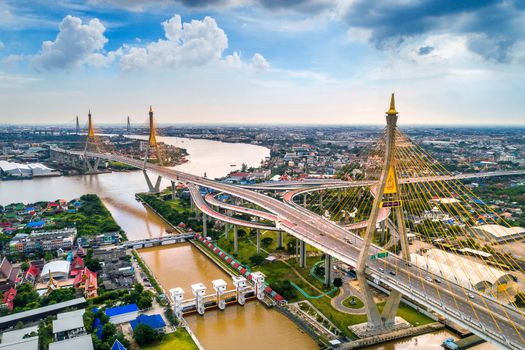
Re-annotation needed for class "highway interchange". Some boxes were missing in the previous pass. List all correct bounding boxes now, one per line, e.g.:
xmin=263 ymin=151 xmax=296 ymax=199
xmin=59 ymin=148 xmax=525 ymax=349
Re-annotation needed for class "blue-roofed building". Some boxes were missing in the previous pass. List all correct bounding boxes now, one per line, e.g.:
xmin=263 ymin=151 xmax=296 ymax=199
xmin=111 ymin=339 xmax=127 ymax=350
xmin=130 ymin=314 xmax=166 ymax=332
xmin=105 ymin=304 xmax=139 ymax=325
xmin=26 ymin=220 xmax=45 ymax=229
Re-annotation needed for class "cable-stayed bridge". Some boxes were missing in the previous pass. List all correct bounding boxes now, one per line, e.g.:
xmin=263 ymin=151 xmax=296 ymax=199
xmin=49 ymin=98 xmax=525 ymax=349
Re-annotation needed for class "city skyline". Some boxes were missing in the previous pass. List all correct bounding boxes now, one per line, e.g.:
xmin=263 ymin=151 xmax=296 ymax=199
xmin=1 ymin=0 xmax=524 ymax=125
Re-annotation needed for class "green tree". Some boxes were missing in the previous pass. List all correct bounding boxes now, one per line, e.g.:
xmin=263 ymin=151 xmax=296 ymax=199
xmin=20 ymin=261 xmax=30 ymax=272
xmin=249 ymin=254 xmax=266 ymax=266
xmin=137 ymin=295 xmax=153 ymax=310
xmin=333 ymin=278 xmax=343 ymax=288
xmin=14 ymin=283 xmax=39 ymax=309
xmin=44 ymin=251 xmax=54 ymax=262
xmin=270 ymin=280 xmax=297 ymax=301
xmin=42 ymin=288 xmax=75 ymax=306
xmin=102 ymin=323 xmax=116 ymax=340
xmin=133 ymin=324 xmax=158 ymax=346
xmin=261 ymin=237 xmax=273 ymax=247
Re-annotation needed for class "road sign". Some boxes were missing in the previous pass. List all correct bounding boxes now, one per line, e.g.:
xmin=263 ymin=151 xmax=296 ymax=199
xmin=384 ymin=166 xmax=397 ymax=194
xmin=370 ymin=251 xmax=389 ymax=260
xmin=380 ymin=200 xmax=402 ymax=208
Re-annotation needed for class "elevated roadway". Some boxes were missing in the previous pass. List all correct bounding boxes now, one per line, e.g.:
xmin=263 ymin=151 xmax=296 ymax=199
xmin=188 ymin=183 xmax=278 ymax=231
xmin=245 ymin=170 xmax=525 ymax=191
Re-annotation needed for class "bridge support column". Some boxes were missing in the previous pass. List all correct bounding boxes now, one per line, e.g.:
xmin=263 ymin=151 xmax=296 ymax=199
xmin=299 ymin=240 xmax=306 ymax=268
xmin=324 ymin=255 xmax=332 ymax=287
xmin=295 ymin=238 xmax=299 ymax=260
xmin=256 ymin=229 xmax=261 ymax=253
xmin=224 ymin=224 xmax=230 ymax=239
xmin=234 ymin=225 xmax=238 ymax=255
xmin=143 ymin=170 xmax=162 ymax=193
xmin=357 ymin=272 xmax=383 ymax=330
xmin=277 ymin=231 xmax=283 ymax=249
xmin=303 ymin=194 xmax=307 ymax=206
xmin=171 ymin=181 xmax=177 ymax=200
xmin=380 ymin=220 xmax=386 ymax=244
xmin=202 ymin=213 xmax=207 ymax=237
xmin=84 ymin=157 xmax=100 ymax=174
xmin=381 ymin=290 xmax=402 ymax=328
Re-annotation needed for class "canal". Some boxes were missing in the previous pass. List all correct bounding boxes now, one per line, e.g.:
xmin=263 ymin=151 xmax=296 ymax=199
xmin=140 ymin=244 xmax=317 ymax=350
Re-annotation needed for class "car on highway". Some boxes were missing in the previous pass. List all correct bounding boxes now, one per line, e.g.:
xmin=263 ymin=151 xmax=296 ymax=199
xmin=389 ymin=271 xmax=396 ymax=276
xmin=425 ymin=276 xmax=433 ymax=282
xmin=378 ymin=267 xmax=384 ymax=273
xmin=468 ymin=293 xmax=475 ymax=299
xmin=344 ymin=238 xmax=352 ymax=244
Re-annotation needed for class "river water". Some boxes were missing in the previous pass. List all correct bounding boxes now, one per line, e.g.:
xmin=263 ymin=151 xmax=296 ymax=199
xmin=0 ymin=136 xmax=489 ymax=349
xmin=0 ymin=136 xmax=269 ymax=241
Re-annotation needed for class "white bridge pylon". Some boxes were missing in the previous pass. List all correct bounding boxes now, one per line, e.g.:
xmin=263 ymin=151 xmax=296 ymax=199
xmin=170 ymin=273 xmax=265 ymax=317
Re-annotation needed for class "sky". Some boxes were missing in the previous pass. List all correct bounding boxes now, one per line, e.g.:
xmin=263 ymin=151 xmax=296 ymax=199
xmin=0 ymin=0 xmax=524 ymax=126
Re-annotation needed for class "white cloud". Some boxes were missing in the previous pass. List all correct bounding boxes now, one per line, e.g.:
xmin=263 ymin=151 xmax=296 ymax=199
xmin=0 ymin=41 xmax=4 ymax=50
xmin=118 ymin=15 xmax=228 ymax=71
xmin=33 ymin=15 xmax=108 ymax=71
xmin=223 ymin=51 xmax=270 ymax=72
xmin=224 ymin=52 xmax=243 ymax=68
xmin=250 ymin=53 xmax=270 ymax=72
xmin=2 ymin=54 xmax=25 ymax=68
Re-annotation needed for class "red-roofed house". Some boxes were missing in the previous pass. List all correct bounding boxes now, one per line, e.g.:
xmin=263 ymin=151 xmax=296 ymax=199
xmin=73 ymin=267 xmax=98 ymax=299
xmin=2 ymin=287 xmax=16 ymax=310
xmin=0 ymin=258 xmax=19 ymax=292
xmin=24 ymin=263 xmax=40 ymax=283
xmin=70 ymin=256 xmax=85 ymax=277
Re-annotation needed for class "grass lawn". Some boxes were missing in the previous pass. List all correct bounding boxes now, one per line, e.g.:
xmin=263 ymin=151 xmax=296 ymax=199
xmin=217 ymin=231 xmax=267 ymax=265
xmin=309 ymin=296 xmax=366 ymax=339
xmin=164 ymin=198 xmax=191 ymax=214
xmin=140 ymin=329 xmax=198 ymax=350
xmin=342 ymin=296 xmax=364 ymax=309
xmin=377 ymin=301 xmax=434 ymax=326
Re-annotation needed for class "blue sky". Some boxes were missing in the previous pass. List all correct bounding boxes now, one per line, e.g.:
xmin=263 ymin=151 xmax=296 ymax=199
xmin=0 ymin=0 xmax=524 ymax=126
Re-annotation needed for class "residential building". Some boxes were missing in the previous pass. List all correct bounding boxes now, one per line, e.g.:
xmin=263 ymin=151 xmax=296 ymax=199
xmin=9 ymin=228 xmax=76 ymax=254
xmin=52 ymin=310 xmax=86 ymax=341
xmin=0 ymin=258 xmax=19 ymax=292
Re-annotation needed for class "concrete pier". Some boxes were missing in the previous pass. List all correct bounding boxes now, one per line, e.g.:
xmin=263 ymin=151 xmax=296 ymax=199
xmin=299 ymin=240 xmax=306 ymax=268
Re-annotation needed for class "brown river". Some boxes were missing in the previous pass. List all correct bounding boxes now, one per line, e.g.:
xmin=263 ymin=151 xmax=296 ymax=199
xmin=0 ymin=136 xmax=491 ymax=349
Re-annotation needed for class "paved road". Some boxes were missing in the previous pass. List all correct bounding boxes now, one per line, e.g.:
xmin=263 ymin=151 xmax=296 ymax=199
xmin=55 ymin=148 xmax=525 ymax=349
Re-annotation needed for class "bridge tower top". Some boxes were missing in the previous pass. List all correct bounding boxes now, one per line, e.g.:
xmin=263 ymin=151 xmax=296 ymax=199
xmin=87 ymin=110 xmax=95 ymax=138
xmin=127 ymin=116 xmax=131 ymax=133
xmin=386 ymin=93 xmax=398 ymax=117
xmin=75 ymin=115 xmax=80 ymax=135
xmin=148 ymin=106 xmax=157 ymax=147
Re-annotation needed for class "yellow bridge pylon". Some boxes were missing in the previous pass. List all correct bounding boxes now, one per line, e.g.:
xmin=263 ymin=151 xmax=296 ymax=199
xmin=143 ymin=106 xmax=163 ymax=168
xmin=83 ymin=110 xmax=101 ymax=173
